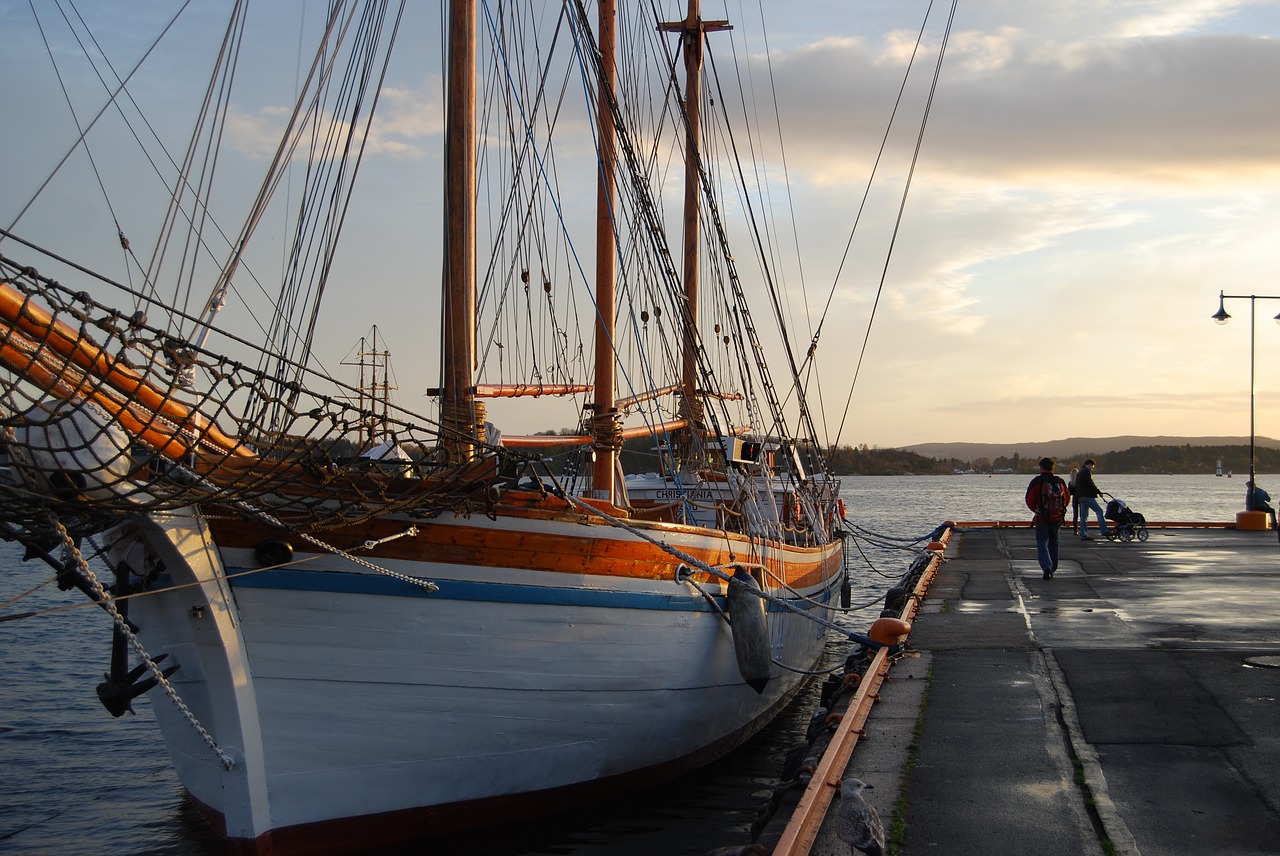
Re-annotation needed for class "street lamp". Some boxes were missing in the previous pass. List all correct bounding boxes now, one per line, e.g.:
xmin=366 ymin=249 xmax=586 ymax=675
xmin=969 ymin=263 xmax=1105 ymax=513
xmin=1212 ymin=291 xmax=1280 ymax=521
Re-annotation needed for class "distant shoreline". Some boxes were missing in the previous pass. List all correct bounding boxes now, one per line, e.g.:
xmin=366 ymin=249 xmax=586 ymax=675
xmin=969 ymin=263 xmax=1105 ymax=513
xmin=898 ymin=434 xmax=1280 ymax=460
xmin=830 ymin=441 xmax=1280 ymax=477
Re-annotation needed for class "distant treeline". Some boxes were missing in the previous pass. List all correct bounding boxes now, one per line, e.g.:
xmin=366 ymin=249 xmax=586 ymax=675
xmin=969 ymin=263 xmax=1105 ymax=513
xmin=523 ymin=432 xmax=1280 ymax=477
xmin=831 ymin=444 xmax=1280 ymax=476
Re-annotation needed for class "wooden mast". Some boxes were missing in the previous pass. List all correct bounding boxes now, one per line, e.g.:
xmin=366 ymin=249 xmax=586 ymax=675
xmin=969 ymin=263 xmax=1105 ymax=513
xmin=442 ymin=0 xmax=477 ymax=462
xmin=591 ymin=0 xmax=619 ymax=502
xmin=660 ymin=1 xmax=730 ymax=453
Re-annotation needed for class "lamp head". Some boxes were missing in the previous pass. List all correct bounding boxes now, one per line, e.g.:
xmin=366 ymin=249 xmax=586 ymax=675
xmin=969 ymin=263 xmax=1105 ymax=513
xmin=1212 ymin=292 xmax=1230 ymax=325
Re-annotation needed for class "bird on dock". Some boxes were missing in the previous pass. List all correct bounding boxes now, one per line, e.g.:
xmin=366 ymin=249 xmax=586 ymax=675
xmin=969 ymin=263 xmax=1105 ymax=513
xmin=832 ymin=777 xmax=885 ymax=856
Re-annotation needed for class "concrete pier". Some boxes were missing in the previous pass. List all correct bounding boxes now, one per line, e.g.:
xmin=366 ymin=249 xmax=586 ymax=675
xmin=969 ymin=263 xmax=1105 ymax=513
xmin=809 ymin=525 xmax=1280 ymax=855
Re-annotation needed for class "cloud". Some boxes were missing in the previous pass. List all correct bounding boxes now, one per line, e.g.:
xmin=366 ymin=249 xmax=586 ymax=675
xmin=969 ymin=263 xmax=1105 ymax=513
xmin=1112 ymin=0 xmax=1264 ymax=38
xmin=760 ymin=24 xmax=1280 ymax=191
xmin=225 ymin=77 xmax=444 ymax=161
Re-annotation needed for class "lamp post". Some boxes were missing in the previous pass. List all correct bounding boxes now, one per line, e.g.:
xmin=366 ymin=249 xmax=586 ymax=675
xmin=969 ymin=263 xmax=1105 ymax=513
xmin=1212 ymin=291 xmax=1280 ymax=519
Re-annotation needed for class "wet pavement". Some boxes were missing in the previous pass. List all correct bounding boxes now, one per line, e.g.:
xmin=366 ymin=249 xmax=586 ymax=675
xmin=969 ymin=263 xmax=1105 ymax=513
xmin=812 ymin=526 xmax=1280 ymax=856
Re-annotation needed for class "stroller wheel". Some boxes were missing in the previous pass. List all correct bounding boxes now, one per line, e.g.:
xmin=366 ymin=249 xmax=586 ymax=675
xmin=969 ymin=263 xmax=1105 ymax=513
xmin=1120 ymin=528 xmax=1135 ymax=542
xmin=1105 ymin=529 xmax=1118 ymax=541
xmin=1137 ymin=526 xmax=1149 ymax=542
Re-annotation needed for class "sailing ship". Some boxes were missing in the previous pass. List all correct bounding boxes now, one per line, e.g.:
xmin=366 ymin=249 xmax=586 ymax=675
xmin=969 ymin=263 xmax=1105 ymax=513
xmin=0 ymin=2 xmax=861 ymax=853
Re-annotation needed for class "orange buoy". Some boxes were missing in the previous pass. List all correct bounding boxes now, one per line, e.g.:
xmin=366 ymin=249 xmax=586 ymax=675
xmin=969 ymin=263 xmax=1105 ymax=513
xmin=926 ymin=541 xmax=946 ymax=552
xmin=868 ymin=617 xmax=912 ymax=646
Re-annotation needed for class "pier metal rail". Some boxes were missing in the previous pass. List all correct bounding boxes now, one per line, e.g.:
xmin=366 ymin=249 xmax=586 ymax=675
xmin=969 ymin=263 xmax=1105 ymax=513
xmin=769 ymin=526 xmax=951 ymax=856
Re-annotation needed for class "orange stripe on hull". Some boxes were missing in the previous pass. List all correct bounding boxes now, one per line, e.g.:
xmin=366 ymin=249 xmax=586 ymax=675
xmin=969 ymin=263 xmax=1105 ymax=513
xmin=208 ymin=506 xmax=841 ymax=587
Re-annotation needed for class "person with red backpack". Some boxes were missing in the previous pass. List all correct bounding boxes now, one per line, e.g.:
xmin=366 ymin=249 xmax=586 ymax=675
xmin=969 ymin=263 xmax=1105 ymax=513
xmin=1026 ymin=456 xmax=1069 ymax=580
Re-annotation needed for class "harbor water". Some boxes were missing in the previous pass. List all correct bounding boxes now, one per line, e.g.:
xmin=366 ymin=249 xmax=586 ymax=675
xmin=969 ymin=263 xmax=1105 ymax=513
xmin=0 ymin=473 xmax=1258 ymax=854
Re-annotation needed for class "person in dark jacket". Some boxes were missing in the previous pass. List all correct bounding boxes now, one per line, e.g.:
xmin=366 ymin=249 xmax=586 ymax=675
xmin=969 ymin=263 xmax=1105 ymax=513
xmin=1246 ymin=480 xmax=1278 ymax=528
xmin=1068 ymin=467 xmax=1080 ymax=534
xmin=1026 ymin=457 xmax=1069 ymax=579
xmin=1075 ymin=459 xmax=1109 ymax=541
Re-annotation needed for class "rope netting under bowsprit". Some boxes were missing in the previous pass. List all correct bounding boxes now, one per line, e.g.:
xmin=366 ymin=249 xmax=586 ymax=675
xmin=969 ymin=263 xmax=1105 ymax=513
xmin=0 ymin=259 xmax=504 ymax=542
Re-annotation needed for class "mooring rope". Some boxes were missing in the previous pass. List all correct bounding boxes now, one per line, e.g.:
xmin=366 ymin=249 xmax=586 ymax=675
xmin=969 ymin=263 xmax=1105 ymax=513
xmin=754 ymin=561 xmax=881 ymax=613
xmin=562 ymin=494 xmax=886 ymax=649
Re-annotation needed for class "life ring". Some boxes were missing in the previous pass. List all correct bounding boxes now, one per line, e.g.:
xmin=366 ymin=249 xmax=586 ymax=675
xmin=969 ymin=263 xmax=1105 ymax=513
xmin=826 ymin=498 xmax=847 ymax=528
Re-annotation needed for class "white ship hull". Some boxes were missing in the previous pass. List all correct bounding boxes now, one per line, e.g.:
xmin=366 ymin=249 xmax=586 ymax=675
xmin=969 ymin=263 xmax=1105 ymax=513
xmin=119 ymin=504 xmax=840 ymax=854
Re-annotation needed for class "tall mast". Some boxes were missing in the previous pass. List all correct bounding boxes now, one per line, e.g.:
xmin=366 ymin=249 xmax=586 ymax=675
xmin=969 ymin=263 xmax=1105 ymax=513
xmin=591 ymin=0 xmax=619 ymax=502
xmin=341 ymin=327 xmax=396 ymax=448
xmin=442 ymin=0 xmax=478 ymax=462
xmin=372 ymin=326 xmax=393 ymax=446
xmin=660 ymin=1 xmax=730 ymax=450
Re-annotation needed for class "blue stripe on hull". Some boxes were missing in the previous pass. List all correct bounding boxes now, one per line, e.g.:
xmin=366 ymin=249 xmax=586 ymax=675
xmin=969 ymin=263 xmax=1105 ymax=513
xmin=228 ymin=568 xmax=837 ymax=614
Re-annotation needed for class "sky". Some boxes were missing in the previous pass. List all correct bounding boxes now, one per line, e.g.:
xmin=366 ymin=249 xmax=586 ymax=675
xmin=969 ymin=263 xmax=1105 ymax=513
xmin=3 ymin=1 xmax=1280 ymax=451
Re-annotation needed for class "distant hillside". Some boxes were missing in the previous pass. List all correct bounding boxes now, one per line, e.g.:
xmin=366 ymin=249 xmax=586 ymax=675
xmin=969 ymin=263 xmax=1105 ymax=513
xmin=902 ymin=435 xmax=1280 ymax=462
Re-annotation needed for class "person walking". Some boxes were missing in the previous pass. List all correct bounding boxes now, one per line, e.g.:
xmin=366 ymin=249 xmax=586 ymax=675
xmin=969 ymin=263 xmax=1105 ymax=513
xmin=1068 ymin=467 xmax=1080 ymax=534
xmin=1075 ymin=459 xmax=1109 ymax=540
xmin=1026 ymin=457 xmax=1069 ymax=579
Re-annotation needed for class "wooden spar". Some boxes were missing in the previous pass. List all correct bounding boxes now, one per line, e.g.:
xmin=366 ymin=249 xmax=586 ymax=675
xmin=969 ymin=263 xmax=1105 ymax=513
xmin=620 ymin=418 xmax=688 ymax=440
xmin=499 ymin=434 xmax=595 ymax=448
xmin=615 ymin=383 xmax=680 ymax=410
xmin=659 ymin=2 xmax=730 ymax=440
xmin=441 ymin=0 xmax=477 ymax=461
xmin=475 ymin=383 xmax=591 ymax=397
xmin=0 ymin=281 xmax=251 ymax=458
xmin=502 ymin=418 xmax=689 ymax=448
xmin=610 ymin=384 xmax=738 ymax=410
xmin=0 ymin=325 xmax=228 ymax=464
xmin=424 ymin=383 xmax=593 ymax=398
xmin=591 ymin=0 xmax=619 ymax=503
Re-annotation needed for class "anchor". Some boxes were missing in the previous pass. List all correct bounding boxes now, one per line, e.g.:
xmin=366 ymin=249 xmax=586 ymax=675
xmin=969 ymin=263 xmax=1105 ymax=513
xmin=95 ymin=561 xmax=178 ymax=717
xmin=97 ymin=655 xmax=179 ymax=717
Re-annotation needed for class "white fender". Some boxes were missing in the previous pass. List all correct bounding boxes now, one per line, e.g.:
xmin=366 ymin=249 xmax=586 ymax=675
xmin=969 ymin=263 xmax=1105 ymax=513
xmin=726 ymin=567 xmax=771 ymax=694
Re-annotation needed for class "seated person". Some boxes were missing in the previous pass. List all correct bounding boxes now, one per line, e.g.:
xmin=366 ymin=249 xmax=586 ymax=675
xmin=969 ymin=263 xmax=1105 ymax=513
xmin=1246 ymin=480 xmax=1278 ymax=528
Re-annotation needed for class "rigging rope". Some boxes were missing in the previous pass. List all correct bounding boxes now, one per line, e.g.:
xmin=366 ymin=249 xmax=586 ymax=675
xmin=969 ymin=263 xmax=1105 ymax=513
xmin=562 ymin=493 xmax=885 ymax=649
xmin=3 ymin=0 xmax=197 ymax=243
xmin=831 ymin=0 xmax=960 ymax=449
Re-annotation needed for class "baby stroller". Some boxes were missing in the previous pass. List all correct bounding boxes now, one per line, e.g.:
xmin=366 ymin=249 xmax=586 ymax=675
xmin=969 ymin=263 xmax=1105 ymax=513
xmin=1103 ymin=493 xmax=1148 ymax=542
